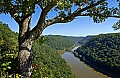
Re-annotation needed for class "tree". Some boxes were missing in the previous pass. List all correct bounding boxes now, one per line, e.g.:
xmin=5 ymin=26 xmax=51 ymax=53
xmin=0 ymin=0 xmax=120 ymax=77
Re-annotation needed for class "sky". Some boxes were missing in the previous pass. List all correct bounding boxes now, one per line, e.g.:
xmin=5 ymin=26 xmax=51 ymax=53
xmin=0 ymin=1 xmax=120 ymax=37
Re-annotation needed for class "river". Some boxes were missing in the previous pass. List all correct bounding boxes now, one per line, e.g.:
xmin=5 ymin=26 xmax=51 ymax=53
xmin=61 ymin=52 xmax=110 ymax=78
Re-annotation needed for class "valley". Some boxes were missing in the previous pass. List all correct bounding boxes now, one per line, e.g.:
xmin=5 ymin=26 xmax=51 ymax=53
xmin=0 ymin=22 xmax=120 ymax=78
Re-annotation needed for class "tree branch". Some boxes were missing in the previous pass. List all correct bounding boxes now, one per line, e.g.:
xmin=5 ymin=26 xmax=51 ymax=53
xmin=3 ymin=0 xmax=21 ymax=23
xmin=30 ymin=2 xmax=56 ymax=40
xmin=29 ymin=0 xmax=119 ymax=40
xmin=80 ymin=13 xmax=120 ymax=18
xmin=36 ymin=0 xmax=44 ymax=10
xmin=74 ymin=0 xmax=106 ymax=16
xmin=43 ymin=0 xmax=106 ymax=27
xmin=9 ymin=12 xmax=21 ymax=23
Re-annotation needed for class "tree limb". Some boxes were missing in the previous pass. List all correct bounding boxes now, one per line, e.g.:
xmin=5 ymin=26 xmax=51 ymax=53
xmin=30 ymin=0 xmax=119 ymax=40
xmin=80 ymin=13 xmax=120 ymax=18
xmin=74 ymin=0 xmax=106 ymax=16
xmin=6 ymin=0 xmax=21 ymax=23
xmin=30 ymin=1 xmax=56 ymax=40
xmin=44 ymin=0 xmax=106 ymax=27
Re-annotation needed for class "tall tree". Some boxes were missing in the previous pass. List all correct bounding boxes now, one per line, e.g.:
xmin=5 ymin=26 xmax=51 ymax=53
xmin=0 ymin=0 xmax=120 ymax=77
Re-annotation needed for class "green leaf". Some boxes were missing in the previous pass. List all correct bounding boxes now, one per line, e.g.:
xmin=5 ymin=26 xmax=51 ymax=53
xmin=3 ymin=68 xmax=6 ymax=71
xmin=1 ymin=63 xmax=6 ymax=67
xmin=7 ymin=66 xmax=11 ymax=69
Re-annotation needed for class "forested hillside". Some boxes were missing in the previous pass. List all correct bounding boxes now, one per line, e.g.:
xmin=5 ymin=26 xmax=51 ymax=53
xmin=0 ymin=22 xmax=18 ymax=75
xmin=32 ymin=42 xmax=75 ymax=78
xmin=0 ymin=22 xmax=75 ymax=77
xmin=0 ymin=22 xmax=18 ymax=54
xmin=44 ymin=35 xmax=75 ymax=50
xmin=67 ymin=36 xmax=92 ymax=46
xmin=75 ymin=33 xmax=120 ymax=77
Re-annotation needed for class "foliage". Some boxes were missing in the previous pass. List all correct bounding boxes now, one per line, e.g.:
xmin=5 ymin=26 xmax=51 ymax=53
xmin=0 ymin=22 xmax=19 ymax=77
xmin=44 ymin=35 xmax=74 ymax=50
xmin=113 ymin=20 xmax=120 ymax=30
xmin=75 ymin=33 xmax=120 ymax=77
xmin=0 ymin=22 xmax=75 ymax=77
xmin=1 ymin=0 xmax=120 ymax=77
xmin=67 ymin=36 xmax=92 ymax=46
xmin=0 ymin=0 xmax=119 ymax=44
xmin=32 ymin=42 xmax=75 ymax=78
xmin=73 ymin=51 xmax=79 ymax=57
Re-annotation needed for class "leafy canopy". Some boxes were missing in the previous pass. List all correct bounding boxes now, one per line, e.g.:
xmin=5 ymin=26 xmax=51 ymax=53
xmin=0 ymin=0 xmax=120 ymax=29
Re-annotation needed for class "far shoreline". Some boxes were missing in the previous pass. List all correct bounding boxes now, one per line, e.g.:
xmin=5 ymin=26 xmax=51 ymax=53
xmin=73 ymin=53 xmax=120 ymax=78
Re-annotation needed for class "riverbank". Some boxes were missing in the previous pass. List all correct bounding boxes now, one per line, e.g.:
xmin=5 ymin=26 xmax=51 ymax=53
xmin=57 ymin=50 xmax=65 ymax=55
xmin=74 ymin=53 xmax=120 ymax=78
xmin=62 ymin=52 xmax=109 ymax=78
xmin=57 ymin=46 xmax=77 ymax=55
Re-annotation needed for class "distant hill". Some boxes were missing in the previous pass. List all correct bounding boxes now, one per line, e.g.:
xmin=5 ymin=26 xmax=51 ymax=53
xmin=75 ymin=33 xmax=120 ymax=77
xmin=44 ymin=35 xmax=75 ymax=50
xmin=44 ymin=35 xmax=92 ymax=50
xmin=0 ymin=21 xmax=92 ymax=52
xmin=67 ymin=35 xmax=92 ymax=46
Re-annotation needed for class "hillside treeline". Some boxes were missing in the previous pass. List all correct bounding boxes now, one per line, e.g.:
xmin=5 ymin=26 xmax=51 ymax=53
xmin=75 ymin=33 xmax=120 ymax=77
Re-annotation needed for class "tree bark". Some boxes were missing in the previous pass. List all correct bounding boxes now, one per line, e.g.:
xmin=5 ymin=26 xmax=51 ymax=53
xmin=19 ymin=38 xmax=34 ymax=77
xmin=18 ymin=16 xmax=35 ymax=77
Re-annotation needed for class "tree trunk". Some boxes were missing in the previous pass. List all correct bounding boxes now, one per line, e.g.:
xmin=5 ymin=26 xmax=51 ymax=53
xmin=19 ymin=38 xmax=34 ymax=77
xmin=18 ymin=16 xmax=35 ymax=77
xmin=18 ymin=15 xmax=44 ymax=77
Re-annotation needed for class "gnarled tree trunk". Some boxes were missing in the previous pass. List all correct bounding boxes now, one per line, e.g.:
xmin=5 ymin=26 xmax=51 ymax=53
xmin=18 ymin=16 xmax=35 ymax=77
xmin=19 ymin=38 xmax=34 ymax=77
xmin=17 ymin=14 xmax=45 ymax=77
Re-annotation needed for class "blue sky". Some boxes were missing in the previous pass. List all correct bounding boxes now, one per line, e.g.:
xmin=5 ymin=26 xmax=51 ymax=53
xmin=0 ymin=13 xmax=119 ymax=37
xmin=42 ymin=17 xmax=119 ymax=36
xmin=0 ymin=1 xmax=120 ymax=37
